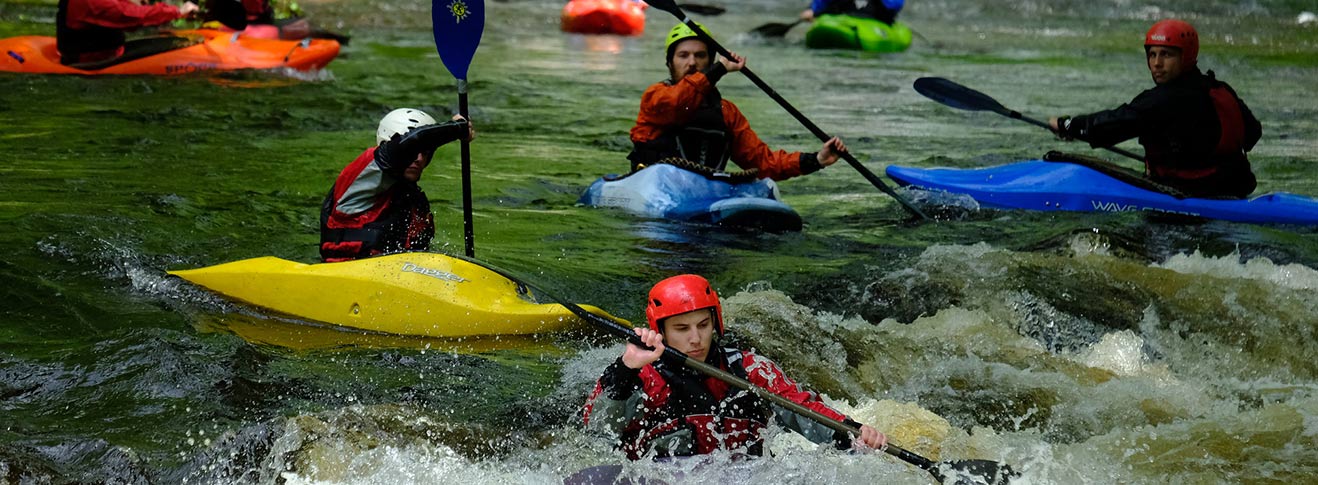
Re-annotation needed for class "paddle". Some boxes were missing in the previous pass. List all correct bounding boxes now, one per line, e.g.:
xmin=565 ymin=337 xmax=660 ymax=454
xmin=458 ymin=255 xmax=1015 ymax=484
xmin=432 ymin=0 xmax=484 ymax=258
xmin=912 ymin=77 xmax=1145 ymax=163
xmin=750 ymin=19 xmax=803 ymax=37
xmin=643 ymin=0 xmax=930 ymax=221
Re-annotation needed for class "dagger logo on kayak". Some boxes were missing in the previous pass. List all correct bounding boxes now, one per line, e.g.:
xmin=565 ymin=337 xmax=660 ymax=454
xmin=447 ymin=0 xmax=471 ymax=23
xmin=400 ymin=262 xmax=468 ymax=283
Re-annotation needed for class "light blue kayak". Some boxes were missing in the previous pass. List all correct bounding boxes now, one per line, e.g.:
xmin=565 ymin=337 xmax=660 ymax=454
xmin=579 ymin=164 xmax=803 ymax=232
xmin=886 ymin=160 xmax=1318 ymax=225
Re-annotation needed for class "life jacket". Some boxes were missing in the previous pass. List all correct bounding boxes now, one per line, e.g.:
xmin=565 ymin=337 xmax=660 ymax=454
xmin=1145 ymin=74 xmax=1250 ymax=181
xmin=320 ymin=148 xmax=435 ymax=262
xmin=56 ymin=0 xmax=127 ymax=65
xmin=619 ymin=349 xmax=771 ymax=460
xmin=628 ymin=88 xmax=732 ymax=172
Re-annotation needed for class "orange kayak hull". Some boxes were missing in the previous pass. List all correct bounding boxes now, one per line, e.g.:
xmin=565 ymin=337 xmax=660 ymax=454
xmin=561 ymin=0 xmax=646 ymax=36
xmin=0 ymin=29 xmax=339 ymax=75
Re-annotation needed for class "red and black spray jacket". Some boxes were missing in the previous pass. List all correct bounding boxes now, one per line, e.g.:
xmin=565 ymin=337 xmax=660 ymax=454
xmin=583 ymin=348 xmax=861 ymax=460
xmin=1057 ymin=67 xmax=1262 ymax=198
xmin=57 ymin=0 xmax=183 ymax=65
xmin=319 ymin=121 xmax=467 ymax=262
xmin=628 ymin=63 xmax=823 ymax=181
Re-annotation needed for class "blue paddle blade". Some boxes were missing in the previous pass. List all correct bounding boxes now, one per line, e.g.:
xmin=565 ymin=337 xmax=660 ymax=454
xmin=432 ymin=0 xmax=485 ymax=79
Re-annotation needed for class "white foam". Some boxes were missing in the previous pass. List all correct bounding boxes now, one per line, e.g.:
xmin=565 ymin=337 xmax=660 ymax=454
xmin=1154 ymin=250 xmax=1318 ymax=291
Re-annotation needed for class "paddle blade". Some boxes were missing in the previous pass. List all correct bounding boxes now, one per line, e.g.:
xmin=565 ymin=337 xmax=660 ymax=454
xmin=935 ymin=459 xmax=1018 ymax=485
xmin=432 ymin=0 xmax=486 ymax=79
xmin=913 ymin=77 xmax=1009 ymax=114
xmin=642 ymin=0 xmax=685 ymax=18
xmin=750 ymin=20 xmax=801 ymax=37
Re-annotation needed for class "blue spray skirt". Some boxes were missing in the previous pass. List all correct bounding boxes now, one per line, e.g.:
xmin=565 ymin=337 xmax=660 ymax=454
xmin=579 ymin=164 xmax=803 ymax=232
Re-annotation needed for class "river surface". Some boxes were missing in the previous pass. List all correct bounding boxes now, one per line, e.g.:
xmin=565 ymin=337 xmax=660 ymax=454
xmin=2 ymin=0 xmax=1317 ymax=483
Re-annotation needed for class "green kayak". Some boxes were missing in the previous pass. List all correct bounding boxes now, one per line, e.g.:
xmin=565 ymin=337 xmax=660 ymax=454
xmin=804 ymin=14 xmax=912 ymax=52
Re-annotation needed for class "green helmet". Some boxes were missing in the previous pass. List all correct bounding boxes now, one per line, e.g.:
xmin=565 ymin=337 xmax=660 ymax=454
xmin=665 ymin=22 xmax=712 ymax=63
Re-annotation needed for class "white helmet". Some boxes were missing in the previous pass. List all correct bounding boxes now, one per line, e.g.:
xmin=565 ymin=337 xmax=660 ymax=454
xmin=376 ymin=108 xmax=438 ymax=145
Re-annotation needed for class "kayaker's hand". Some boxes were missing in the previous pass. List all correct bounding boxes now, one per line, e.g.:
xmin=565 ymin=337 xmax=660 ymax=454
xmin=451 ymin=115 xmax=476 ymax=142
xmin=854 ymin=425 xmax=888 ymax=451
xmin=178 ymin=1 xmax=200 ymax=17
xmin=817 ymin=136 xmax=847 ymax=167
xmin=799 ymin=9 xmax=815 ymax=21
xmin=622 ymin=328 xmax=665 ymax=369
xmin=719 ymin=51 xmax=746 ymax=73
xmin=1049 ymin=116 xmax=1074 ymax=141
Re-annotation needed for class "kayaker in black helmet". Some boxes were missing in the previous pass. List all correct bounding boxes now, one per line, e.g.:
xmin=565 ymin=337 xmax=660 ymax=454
xmin=1048 ymin=19 xmax=1262 ymax=199
xmin=56 ymin=0 xmax=200 ymax=67
xmin=319 ymin=109 xmax=475 ymax=263
xmin=800 ymin=0 xmax=903 ymax=25
xmin=584 ymin=275 xmax=887 ymax=460
xmin=628 ymin=23 xmax=848 ymax=181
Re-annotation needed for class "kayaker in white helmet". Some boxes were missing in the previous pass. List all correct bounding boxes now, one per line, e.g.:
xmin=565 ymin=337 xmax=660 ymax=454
xmin=319 ymin=108 xmax=475 ymax=262
xmin=584 ymin=274 xmax=888 ymax=460
xmin=628 ymin=23 xmax=848 ymax=181
xmin=1048 ymin=19 xmax=1262 ymax=199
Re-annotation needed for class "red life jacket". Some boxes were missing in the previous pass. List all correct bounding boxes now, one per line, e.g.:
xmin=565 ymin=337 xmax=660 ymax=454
xmin=1147 ymin=81 xmax=1250 ymax=181
xmin=320 ymin=147 xmax=434 ymax=262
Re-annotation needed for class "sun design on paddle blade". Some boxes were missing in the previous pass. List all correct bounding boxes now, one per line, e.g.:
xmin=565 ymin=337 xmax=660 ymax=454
xmin=448 ymin=0 xmax=470 ymax=23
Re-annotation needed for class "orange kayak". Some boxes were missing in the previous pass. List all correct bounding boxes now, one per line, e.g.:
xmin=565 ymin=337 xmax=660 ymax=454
xmin=0 ymin=29 xmax=339 ymax=75
xmin=561 ymin=0 xmax=646 ymax=36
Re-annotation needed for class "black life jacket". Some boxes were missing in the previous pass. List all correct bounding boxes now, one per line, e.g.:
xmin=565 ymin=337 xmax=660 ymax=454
xmin=1144 ymin=72 xmax=1253 ymax=187
xmin=56 ymin=0 xmax=127 ymax=65
xmin=629 ymin=88 xmax=732 ymax=172
xmin=319 ymin=181 xmax=434 ymax=262
xmin=620 ymin=349 xmax=771 ymax=460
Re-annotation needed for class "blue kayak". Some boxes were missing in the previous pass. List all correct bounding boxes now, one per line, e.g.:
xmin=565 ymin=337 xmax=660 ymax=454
xmin=579 ymin=164 xmax=803 ymax=232
xmin=885 ymin=160 xmax=1318 ymax=225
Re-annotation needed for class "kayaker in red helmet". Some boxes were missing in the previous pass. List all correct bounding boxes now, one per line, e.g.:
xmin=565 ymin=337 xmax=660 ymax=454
xmin=1048 ymin=19 xmax=1262 ymax=199
xmin=628 ymin=23 xmax=848 ymax=181
xmin=57 ymin=0 xmax=200 ymax=67
xmin=319 ymin=109 xmax=475 ymax=262
xmin=584 ymin=274 xmax=887 ymax=460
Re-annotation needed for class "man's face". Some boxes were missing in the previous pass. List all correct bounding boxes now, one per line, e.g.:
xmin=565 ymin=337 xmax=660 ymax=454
xmin=668 ymin=39 xmax=711 ymax=81
xmin=661 ymin=308 xmax=715 ymax=362
xmin=1146 ymin=45 xmax=1184 ymax=85
xmin=402 ymin=151 xmax=432 ymax=182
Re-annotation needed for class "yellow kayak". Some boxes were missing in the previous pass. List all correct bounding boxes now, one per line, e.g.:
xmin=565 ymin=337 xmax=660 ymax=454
xmin=169 ymin=253 xmax=616 ymax=338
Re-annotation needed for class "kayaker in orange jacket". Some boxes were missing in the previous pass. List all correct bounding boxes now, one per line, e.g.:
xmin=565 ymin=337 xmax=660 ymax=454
xmin=584 ymin=274 xmax=887 ymax=460
xmin=1048 ymin=19 xmax=1262 ymax=199
xmin=628 ymin=23 xmax=848 ymax=181
xmin=57 ymin=0 xmax=200 ymax=66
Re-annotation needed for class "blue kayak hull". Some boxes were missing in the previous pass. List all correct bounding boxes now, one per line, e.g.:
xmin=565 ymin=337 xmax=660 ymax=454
xmin=886 ymin=160 xmax=1318 ymax=225
xmin=580 ymin=164 xmax=803 ymax=232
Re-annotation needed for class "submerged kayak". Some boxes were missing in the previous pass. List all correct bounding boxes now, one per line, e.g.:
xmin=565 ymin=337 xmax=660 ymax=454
xmin=561 ymin=0 xmax=647 ymax=36
xmin=579 ymin=164 xmax=803 ymax=232
xmin=0 ymin=29 xmax=338 ymax=75
xmin=886 ymin=160 xmax=1318 ymax=225
xmin=169 ymin=252 xmax=615 ymax=338
xmin=804 ymin=15 xmax=912 ymax=52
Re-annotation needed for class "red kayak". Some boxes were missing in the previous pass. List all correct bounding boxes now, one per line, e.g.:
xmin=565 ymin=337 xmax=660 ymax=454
xmin=561 ymin=0 xmax=646 ymax=36
xmin=0 ymin=29 xmax=339 ymax=75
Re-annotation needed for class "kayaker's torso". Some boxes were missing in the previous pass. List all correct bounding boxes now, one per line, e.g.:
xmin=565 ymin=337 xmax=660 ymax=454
xmin=57 ymin=0 xmax=183 ymax=65
xmin=319 ymin=146 xmax=435 ymax=263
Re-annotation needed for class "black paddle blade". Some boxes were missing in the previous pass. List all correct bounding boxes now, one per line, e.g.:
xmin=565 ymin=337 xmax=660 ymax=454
xmin=677 ymin=3 xmax=725 ymax=15
xmin=642 ymin=0 xmax=684 ymax=17
xmin=913 ymin=77 xmax=1009 ymax=114
xmin=205 ymin=0 xmax=248 ymax=31
xmin=750 ymin=20 xmax=801 ymax=37
xmin=935 ymin=459 xmax=1018 ymax=485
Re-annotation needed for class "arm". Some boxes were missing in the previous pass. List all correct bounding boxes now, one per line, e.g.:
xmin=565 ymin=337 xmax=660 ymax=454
xmin=583 ymin=328 xmax=667 ymax=434
xmin=633 ymin=72 xmax=717 ymax=130
xmin=374 ymin=119 xmax=470 ymax=177
xmin=723 ymin=102 xmax=810 ymax=181
xmin=1053 ymin=89 xmax=1163 ymax=148
xmin=77 ymin=0 xmax=191 ymax=29
xmin=743 ymin=353 xmax=886 ymax=450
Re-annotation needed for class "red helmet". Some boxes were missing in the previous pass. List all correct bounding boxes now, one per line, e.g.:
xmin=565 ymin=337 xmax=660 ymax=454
xmin=1145 ymin=19 xmax=1198 ymax=67
xmin=645 ymin=274 xmax=724 ymax=335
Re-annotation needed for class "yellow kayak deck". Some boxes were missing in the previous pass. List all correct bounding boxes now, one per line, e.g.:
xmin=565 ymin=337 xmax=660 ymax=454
xmin=169 ymin=253 xmax=615 ymax=338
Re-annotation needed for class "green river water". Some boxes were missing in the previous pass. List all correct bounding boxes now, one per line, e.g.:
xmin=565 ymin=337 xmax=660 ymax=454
xmin=2 ymin=0 xmax=1317 ymax=483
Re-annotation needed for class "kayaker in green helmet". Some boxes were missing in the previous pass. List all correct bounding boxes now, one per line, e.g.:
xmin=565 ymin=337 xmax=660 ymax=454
xmin=800 ymin=0 xmax=903 ymax=25
xmin=584 ymin=274 xmax=887 ymax=460
xmin=628 ymin=23 xmax=848 ymax=181
xmin=1048 ymin=19 xmax=1262 ymax=199
xmin=319 ymin=109 xmax=475 ymax=262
